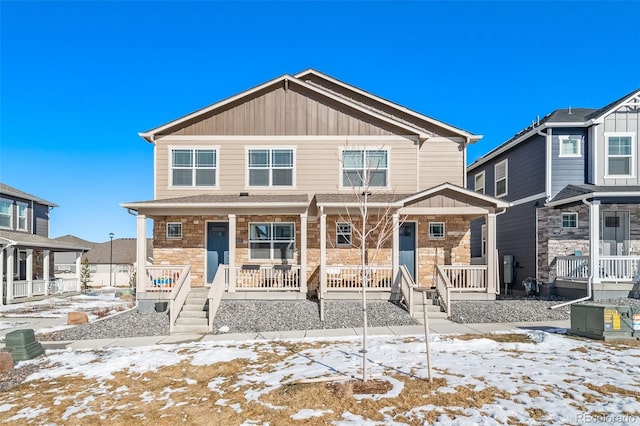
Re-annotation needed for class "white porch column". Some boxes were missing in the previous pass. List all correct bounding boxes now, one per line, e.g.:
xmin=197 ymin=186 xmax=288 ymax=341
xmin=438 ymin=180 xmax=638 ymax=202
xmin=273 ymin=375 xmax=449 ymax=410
xmin=486 ymin=212 xmax=497 ymax=294
xmin=43 ymin=250 xmax=50 ymax=293
xmin=0 ymin=247 xmax=5 ymax=305
xmin=75 ymin=252 xmax=82 ymax=293
xmin=136 ymin=213 xmax=147 ymax=295
xmin=228 ymin=214 xmax=236 ymax=292
xmin=26 ymin=249 xmax=33 ymax=297
xmin=299 ymin=213 xmax=308 ymax=293
xmin=392 ymin=213 xmax=399 ymax=282
xmin=590 ymin=201 xmax=601 ymax=284
xmin=6 ymin=247 xmax=14 ymax=303
xmin=320 ymin=212 xmax=327 ymax=297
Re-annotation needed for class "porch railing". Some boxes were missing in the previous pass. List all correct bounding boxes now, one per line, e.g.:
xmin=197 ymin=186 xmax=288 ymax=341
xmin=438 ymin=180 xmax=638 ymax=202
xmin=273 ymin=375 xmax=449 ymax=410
xmin=12 ymin=280 xmax=29 ymax=298
xmin=396 ymin=265 xmax=416 ymax=316
xmin=556 ymin=256 xmax=640 ymax=281
xmin=144 ymin=266 xmax=186 ymax=292
xmin=208 ymin=265 xmax=228 ymax=332
xmin=435 ymin=266 xmax=452 ymax=317
xmin=54 ymin=278 xmax=80 ymax=294
xmin=325 ymin=265 xmax=394 ymax=290
xmin=438 ymin=265 xmax=488 ymax=290
xmin=234 ymin=265 xmax=301 ymax=290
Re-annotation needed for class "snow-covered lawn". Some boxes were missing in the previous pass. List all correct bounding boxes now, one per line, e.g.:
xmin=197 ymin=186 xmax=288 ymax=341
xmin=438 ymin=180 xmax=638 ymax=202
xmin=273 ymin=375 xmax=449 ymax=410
xmin=1 ymin=330 xmax=639 ymax=424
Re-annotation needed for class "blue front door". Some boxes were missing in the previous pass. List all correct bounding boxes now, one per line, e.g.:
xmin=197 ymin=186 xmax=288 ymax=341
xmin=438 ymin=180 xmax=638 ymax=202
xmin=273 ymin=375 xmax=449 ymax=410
xmin=207 ymin=222 xmax=229 ymax=283
xmin=399 ymin=222 xmax=416 ymax=282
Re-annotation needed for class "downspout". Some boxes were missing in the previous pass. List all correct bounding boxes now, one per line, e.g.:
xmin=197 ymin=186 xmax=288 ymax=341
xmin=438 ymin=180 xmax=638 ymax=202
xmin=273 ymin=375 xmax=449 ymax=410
xmin=550 ymin=198 xmax=594 ymax=309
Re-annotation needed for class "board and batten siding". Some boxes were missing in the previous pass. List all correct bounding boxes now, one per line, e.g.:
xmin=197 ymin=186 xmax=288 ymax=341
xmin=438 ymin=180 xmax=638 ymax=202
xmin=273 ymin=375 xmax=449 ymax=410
xmin=34 ymin=203 xmax=50 ymax=237
xmin=551 ymin=128 xmax=587 ymax=197
xmin=154 ymin=137 xmax=419 ymax=199
xmin=594 ymin=105 xmax=640 ymax=186
xmin=419 ymin=139 xmax=464 ymax=189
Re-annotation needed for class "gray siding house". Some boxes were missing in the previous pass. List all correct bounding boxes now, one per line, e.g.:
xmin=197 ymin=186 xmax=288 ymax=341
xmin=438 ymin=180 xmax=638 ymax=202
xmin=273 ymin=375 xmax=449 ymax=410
xmin=467 ymin=89 xmax=640 ymax=299
xmin=0 ymin=183 xmax=87 ymax=304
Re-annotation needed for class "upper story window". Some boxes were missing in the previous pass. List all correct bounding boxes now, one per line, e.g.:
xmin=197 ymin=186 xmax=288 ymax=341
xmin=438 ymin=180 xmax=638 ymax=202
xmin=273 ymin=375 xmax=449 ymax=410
xmin=17 ymin=202 xmax=28 ymax=231
xmin=336 ymin=222 xmax=352 ymax=246
xmin=605 ymin=133 xmax=634 ymax=177
xmin=0 ymin=198 xmax=12 ymax=228
xmin=342 ymin=149 xmax=388 ymax=188
xmin=559 ymin=135 xmax=582 ymax=157
xmin=248 ymin=148 xmax=294 ymax=187
xmin=562 ymin=212 xmax=578 ymax=229
xmin=171 ymin=148 xmax=217 ymax=187
xmin=474 ymin=172 xmax=485 ymax=194
xmin=249 ymin=222 xmax=295 ymax=261
xmin=495 ymin=159 xmax=508 ymax=198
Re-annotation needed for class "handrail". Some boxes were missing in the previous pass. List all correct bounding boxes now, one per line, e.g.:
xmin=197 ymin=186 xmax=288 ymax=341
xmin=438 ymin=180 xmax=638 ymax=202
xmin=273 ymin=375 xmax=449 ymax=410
xmin=325 ymin=265 xmax=393 ymax=289
xmin=208 ymin=265 xmax=228 ymax=332
xmin=396 ymin=265 xmax=416 ymax=316
xmin=435 ymin=265 xmax=453 ymax=318
xmin=169 ymin=265 xmax=192 ymax=333
xmin=555 ymin=256 xmax=590 ymax=279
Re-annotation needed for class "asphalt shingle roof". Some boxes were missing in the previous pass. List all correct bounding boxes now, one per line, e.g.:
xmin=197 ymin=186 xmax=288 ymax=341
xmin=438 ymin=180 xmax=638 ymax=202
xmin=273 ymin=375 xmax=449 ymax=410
xmin=0 ymin=183 xmax=58 ymax=207
xmin=0 ymin=230 xmax=89 ymax=251
xmin=83 ymin=238 xmax=153 ymax=264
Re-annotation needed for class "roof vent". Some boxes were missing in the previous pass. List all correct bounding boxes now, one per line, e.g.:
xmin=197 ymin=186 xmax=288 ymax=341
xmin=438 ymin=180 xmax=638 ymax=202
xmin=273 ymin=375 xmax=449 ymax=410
xmin=568 ymin=105 xmax=572 ymax=114
xmin=239 ymin=192 xmax=249 ymax=197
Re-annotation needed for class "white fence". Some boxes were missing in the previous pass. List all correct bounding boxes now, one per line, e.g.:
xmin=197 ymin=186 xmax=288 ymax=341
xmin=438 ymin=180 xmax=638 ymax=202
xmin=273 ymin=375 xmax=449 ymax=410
xmin=556 ymin=255 xmax=640 ymax=281
xmin=326 ymin=265 xmax=393 ymax=290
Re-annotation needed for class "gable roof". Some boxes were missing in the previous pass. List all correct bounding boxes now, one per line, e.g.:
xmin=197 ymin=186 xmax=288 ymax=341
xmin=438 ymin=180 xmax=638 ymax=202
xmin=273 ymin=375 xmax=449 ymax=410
xmin=468 ymin=88 xmax=640 ymax=172
xmin=0 ymin=182 xmax=58 ymax=207
xmin=84 ymin=238 xmax=153 ymax=264
xmin=139 ymin=69 xmax=481 ymax=143
xmin=0 ymin=229 xmax=89 ymax=251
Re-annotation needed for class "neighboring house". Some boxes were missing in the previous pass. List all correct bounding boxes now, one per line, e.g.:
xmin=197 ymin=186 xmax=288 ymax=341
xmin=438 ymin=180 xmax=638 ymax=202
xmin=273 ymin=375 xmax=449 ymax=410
xmin=55 ymin=236 xmax=153 ymax=288
xmin=122 ymin=69 xmax=509 ymax=324
xmin=467 ymin=88 xmax=640 ymax=299
xmin=0 ymin=183 xmax=87 ymax=305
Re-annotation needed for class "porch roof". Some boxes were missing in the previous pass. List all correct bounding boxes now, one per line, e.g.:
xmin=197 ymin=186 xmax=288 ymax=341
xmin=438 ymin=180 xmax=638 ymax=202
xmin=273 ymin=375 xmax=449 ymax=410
xmin=121 ymin=193 xmax=310 ymax=210
xmin=547 ymin=184 xmax=640 ymax=207
xmin=0 ymin=230 xmax=90 ymax=252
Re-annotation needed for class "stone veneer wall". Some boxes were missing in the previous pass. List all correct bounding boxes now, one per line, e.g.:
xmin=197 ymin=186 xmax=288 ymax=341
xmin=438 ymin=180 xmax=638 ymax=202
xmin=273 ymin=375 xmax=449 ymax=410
xmin=153 ymin=213 xmax=471 ymax=290
xmin=538 ymin=204 xmax=640 ymax=284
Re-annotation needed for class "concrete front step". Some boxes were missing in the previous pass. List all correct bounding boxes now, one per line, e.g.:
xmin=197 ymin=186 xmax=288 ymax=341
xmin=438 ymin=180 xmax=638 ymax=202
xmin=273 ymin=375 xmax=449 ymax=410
xmin=172 ymin=324 xmax=209 ymax=334
xmin=175 ymin=316 xmax=208 ymax=326
xmin=179 ymin=310 xmax=207 ymax=318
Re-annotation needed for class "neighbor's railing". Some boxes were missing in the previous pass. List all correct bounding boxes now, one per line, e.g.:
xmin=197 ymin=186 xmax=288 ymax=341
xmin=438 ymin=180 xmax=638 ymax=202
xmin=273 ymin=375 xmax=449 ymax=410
xmin=12 ymin=280 xmax=29 ymax=298
xmin=435 ymin=266 xmax=452 ymax=317
xmin=598 ymin=256 xmax=640 ymax=281
xmin=144 ymin=266 xmax=186 ymax=292
xmin=325 ymin=265 xmax=393 ymax=290
xmin=234 ymin=265 xmax=301 ymax=290
xmin=396 ymin=265 xmax=416 ymax=316
xmin=208 ymin=265 xmax=228 ymax=332
xmin=33 ymin=279 xmax=47 ymax=296
xmin=556 ymin=256 xmax=590 ymax=279
xmin=169 ymin=265 xmax=191 ymax=333
xmin=56 ymin=278 xmax=79 ymax=294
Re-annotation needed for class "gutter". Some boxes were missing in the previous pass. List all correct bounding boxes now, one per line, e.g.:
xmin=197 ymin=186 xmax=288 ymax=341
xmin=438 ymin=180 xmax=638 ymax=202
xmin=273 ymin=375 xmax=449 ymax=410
xmin=546 ymin=191 xmax=640 ymax=208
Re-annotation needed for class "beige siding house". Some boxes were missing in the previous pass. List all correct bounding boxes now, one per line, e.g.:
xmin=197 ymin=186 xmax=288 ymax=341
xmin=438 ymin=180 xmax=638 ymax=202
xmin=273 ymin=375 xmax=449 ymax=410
xmin=122 ymin=70 xmax=509 ymax=329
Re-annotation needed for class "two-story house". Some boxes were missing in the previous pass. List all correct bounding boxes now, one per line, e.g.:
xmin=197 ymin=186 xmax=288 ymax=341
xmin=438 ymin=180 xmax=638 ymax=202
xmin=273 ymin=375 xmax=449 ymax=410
xmin=467 ymin=88 xmax=640 ymax=300
xmin=0 ymin=183 xmax=87 ymax=305
xmin=122 ymin=70 xmax=509 ymax=329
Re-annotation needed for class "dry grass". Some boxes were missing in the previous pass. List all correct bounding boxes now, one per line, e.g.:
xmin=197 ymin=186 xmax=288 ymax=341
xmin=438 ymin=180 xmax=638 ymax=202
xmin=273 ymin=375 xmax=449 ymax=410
xmin=449 ymin=333 xmax=534 ymax=343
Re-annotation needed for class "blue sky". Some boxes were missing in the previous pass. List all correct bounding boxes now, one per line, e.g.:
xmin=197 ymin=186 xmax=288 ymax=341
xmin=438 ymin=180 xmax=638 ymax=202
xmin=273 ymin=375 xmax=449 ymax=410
xmin=1 ymin=1 xmax=639 ymax=242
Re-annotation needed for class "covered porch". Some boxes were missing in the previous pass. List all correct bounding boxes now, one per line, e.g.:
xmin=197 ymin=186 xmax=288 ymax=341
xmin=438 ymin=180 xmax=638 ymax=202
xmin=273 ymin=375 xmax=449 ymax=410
xmin=0 ymin=230 xmax=88 ymax=305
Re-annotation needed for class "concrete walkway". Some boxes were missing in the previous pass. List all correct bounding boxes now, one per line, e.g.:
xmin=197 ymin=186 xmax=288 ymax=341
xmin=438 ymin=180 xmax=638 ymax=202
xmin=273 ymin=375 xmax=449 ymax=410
xmin=37 ymin=319 xmax=571 ymax=350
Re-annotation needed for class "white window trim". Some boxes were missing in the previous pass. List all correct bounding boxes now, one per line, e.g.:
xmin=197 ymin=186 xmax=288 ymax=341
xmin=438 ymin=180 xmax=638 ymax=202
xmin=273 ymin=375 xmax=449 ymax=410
xmin=336 ymin=222 xmax=352 ymax=246
xmin=168 ymin=145 xmax=220 ymax=189
xmin=428 ymin=222 xmax=445 ymax=240
xmin=604 ymin=132 xmax=635 ymax=178
xmin=16 ymin=201 xmax=28 ymax=231
xmin=481 ymin=223 xmax=487 ymax=257
xmin=245 ymin=146 xmax=296 ymax=189
xmin=561 ymin=212 xmax=578 ymax=229
xmin=558 ymin=135 xmax=582 ymax=158
xmin=338 ymin=146 xmax=391 ymax=190
xmin=0 ymin=197 xmax=13 ymax=229
xmin=166 ymin=222 xmax=183 ymax=239
xmin=248 ymin=222 xmax=296 ymax=262
xmin=474 ymin=171 xmax=485 ymax=194
xmin=494 ymin=159 xmax=508 ymax=198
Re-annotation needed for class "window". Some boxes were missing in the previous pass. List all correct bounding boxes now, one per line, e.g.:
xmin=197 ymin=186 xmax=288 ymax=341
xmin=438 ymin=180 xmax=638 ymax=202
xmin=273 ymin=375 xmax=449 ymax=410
xmin=117 ymin=264 xmax=129 ymax=273
xmin=249 ymin=222 xmax=295 ymax=260
xmin=248 ymin=148 xmax=294 ymax=187
xmin=481 ymin=224 xmax=487 ymax=257
xmin=171 ymin=148 xmax=217 ymax=187
xmin=559 ymin=135 xmax=582 ymax=157
xmin=166 ymin=222 xmax=182 ymax=239
xmin=0 ymin=198 xmax=11 ymax=228
xmin=562 ymin=212 xmax=578 ymax=229
xmin=336 ymin=223 xmax=352 ymax=246
xmin=17 ymin=202 xmax=27 ymax=231
xmin=342 ymin=149 xmax=388 ymax=187
xmin=605 ymin=133 xmax=634 ymax=176
xmin=474 ymin=172 xmax=485 ymax=194
xmin=429 ymin=222 xmax=445 ymax=239
xmin=495 ymin=159 xmax=507 ymax=197
xmin=89 ymin=264 xmax=97 ymax=273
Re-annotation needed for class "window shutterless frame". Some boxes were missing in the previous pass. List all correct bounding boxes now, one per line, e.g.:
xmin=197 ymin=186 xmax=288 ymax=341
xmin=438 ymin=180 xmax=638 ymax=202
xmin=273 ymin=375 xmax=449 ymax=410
xmin=168 ymin=146 xmax=219 ymax=188
xmin=604 ymin=133 xmax=635 ymax=178
xmin=16 ymin=201 xmax=28 ymax=231
xmin=494 ymin=159 xmax=508 ymax=198
xmin=246 ymin=147 xmax=295 ymax=188
xmin=561 ymin=212 xmax=578 ymax=229
xmin=428 ymin=222 xmax=445 ymax=239
xmin=248 ymin=222 xmax=296 ymax=261
xmin=0 ymin=197 xmax=13 ymax=229
xmin=336 ymin=222 xmax=352 ymax=246
xmin=339 ymin=146 xmax=390 ymax=189
xmin=166 ymin=222 xmax=183 ymax=239
xmin=558 ymin=135 xmax=582 ymax=158
xmin=474 ymin=171 xmax=485 ymax=194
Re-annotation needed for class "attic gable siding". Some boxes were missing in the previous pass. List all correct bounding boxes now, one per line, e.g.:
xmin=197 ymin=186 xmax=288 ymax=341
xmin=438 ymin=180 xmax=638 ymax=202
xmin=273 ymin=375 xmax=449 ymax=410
xmin=164 ymin=85 xmax=400 ymax=137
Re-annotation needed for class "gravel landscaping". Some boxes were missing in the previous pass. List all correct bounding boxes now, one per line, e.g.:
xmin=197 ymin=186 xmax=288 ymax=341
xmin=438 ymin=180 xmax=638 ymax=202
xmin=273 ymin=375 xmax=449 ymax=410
xmin=38 ymin=296 xmax=640 ymax=341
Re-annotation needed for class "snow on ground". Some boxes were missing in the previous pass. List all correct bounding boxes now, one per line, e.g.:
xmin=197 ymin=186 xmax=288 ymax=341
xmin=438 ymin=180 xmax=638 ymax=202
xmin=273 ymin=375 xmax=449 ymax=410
xmin=1 ymin=330 xmax=639 ymax=424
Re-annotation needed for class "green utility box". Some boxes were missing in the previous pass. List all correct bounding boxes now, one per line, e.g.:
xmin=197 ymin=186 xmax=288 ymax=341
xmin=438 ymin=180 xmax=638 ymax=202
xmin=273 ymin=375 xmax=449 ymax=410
xmin=633 ymin=307 xmax=640 ymax=338
xmin=570 ymin=305 xmax=636 ymax=341
xmin=4 ymin=329 xmax=45 ymax=361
